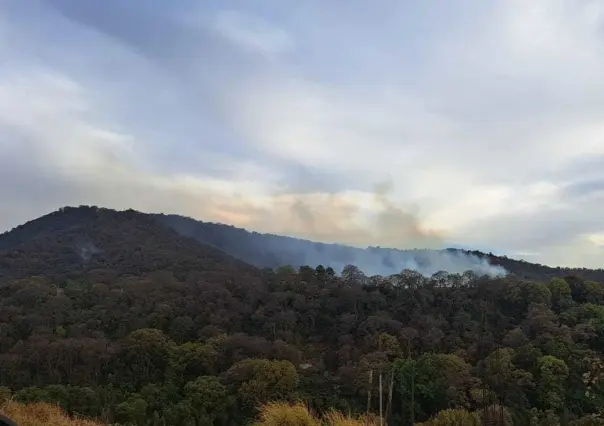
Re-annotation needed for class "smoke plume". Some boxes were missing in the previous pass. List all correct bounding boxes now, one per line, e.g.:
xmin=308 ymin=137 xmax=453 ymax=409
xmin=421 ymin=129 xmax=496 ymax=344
xmin=158 ymin=193 xmax=508 ymax=278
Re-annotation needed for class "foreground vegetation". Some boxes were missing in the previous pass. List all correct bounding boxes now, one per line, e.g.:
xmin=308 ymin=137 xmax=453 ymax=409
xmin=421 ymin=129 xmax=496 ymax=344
xmin=1 ymin=401 xmax=378 ymax=426
xmin=1 ymin=207 xmax=604 ymax=425
xmin=0 ymin=401 xmax=103 ymax=426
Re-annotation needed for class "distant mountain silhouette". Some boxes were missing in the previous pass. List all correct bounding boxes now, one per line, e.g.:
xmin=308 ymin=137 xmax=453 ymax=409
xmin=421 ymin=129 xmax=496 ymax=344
xmin=1 ymin=206 xmax=603 ymax=282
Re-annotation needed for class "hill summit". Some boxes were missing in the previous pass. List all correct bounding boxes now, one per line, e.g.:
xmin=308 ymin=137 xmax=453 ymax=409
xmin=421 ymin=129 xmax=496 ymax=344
xmin=0 ymin=206 xmax=259 ymax=283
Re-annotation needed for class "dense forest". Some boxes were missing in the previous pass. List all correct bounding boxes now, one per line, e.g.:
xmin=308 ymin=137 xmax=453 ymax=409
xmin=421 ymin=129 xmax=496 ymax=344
xmin=1 ymin=206 xmax=604 ymax=425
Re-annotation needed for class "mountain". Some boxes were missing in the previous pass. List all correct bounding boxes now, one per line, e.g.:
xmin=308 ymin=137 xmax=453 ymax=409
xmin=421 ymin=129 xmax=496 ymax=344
xmin=1 ymin=206 xmax=603 ymax=282
xmin=0 ymin=206 xmax=260 ymax=283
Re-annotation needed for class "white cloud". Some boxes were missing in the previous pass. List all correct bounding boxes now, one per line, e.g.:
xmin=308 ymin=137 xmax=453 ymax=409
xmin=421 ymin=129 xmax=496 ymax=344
xmin=588 ymin=233 xmax=604 ymax=247
xmin=0 ymin=0 xmax=604 ymax=268
xmin=209 ymin=9 xmax=295 ymax=55
xmin=0 ymin=67 xmax=443 ymax=250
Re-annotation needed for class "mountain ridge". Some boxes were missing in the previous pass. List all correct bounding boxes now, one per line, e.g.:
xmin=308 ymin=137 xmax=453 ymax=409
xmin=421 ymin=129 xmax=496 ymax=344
xmin=1 ymin=205 xmax=603 ymax=282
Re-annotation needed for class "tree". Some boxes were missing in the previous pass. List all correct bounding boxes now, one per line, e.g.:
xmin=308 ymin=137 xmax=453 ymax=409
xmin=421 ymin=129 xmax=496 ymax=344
xmin=480 ymin=348 xmax=534 ymax=410
xmin=115 ymin=328 xmax=174 ymax=389
xmin=394 ymin=353 xmax=474 ymax=423
xmin=548 ymin=278 xmax=572 ymax=311
xmin=115 ymin=395 xmax=148 ymax=425
xmin=169 ymin=341 xmax=218 ymax=384
xmin=184 ymin=376 xmax=234 ymax=425
xmin=535 ymin=355 xmax=569 ymax=411
xmin=224 ymin=359 xmax=299 ymax=408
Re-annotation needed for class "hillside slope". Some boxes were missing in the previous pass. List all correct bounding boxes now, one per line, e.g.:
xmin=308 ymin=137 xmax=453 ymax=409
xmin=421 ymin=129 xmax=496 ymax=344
xmin=2 ymin=206 xmax=602 ymax=281
xmin=155 ymin=212 xmax=604 ymax=281
xmin=0 ymin=206 xmax=260 ymax=283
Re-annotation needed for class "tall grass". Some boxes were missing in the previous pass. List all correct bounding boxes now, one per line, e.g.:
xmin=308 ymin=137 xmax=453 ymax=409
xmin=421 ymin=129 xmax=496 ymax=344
xmin=1 ymin=400 xmax=379 ymax=426
xmin=323 ymin=409 xmax=379 ymax=426
xmin=0 ymin=400 xmax=104 ymax=426
xmin=253 ymin=402 xmax=321 ymax=426
xmin=254 ymin=402 xmax=379 ymax=426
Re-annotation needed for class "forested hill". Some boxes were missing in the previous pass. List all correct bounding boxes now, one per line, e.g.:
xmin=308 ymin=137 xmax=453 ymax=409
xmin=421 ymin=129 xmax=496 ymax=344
xmin=3 ymin=206 xmax=604 ymax=424
xmin=0 ymin=206 xmax=260 ymax=282
xmin=154 ymin=212 xmax=604 ymax=282
xmin=1 ymin=206 xmax=603 ymax=282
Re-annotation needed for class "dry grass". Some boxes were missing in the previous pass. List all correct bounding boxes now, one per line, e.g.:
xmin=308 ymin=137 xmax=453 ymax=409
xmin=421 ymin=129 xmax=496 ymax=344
xmin=0 ymin=400 xmax=104 ymax=426
xmin=253 ymin=402 xmax=321 ymax=426
xmin=1 ymin=399 xmax=378 ymax=426
xmin=323 ymin=409 xmax=379 ymax=426
xmin=254 ymin=402 xmax=379 ymax=426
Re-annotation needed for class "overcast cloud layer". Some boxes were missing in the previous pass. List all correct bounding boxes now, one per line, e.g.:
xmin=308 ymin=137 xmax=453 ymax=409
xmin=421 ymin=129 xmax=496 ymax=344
xmin=1 ymin=0 xmax=603 ymax=268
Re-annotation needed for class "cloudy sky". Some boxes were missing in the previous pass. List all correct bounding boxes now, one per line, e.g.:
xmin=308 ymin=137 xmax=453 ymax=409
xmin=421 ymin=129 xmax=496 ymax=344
xmin=1 ymin=0 xmax=603 ymax=268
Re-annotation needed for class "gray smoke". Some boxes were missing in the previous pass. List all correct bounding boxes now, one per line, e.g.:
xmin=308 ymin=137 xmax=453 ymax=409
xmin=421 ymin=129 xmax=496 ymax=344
xmin=157 ymin=188 xmax=509 ymax=278
xmin=263 ymin=181 xmax=508 ymax=277
xmin=76 ymin=241 xmax=102 ymax=262
xmin=282 ymin=179 xmax=445 ymax=251
xmin=255 ymin=234 xmax=508 ymax=277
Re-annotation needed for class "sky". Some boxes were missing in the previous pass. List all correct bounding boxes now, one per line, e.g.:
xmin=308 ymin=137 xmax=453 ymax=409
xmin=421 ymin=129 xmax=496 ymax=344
xmin=0 ymin=0 xmax=603 ymax=268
